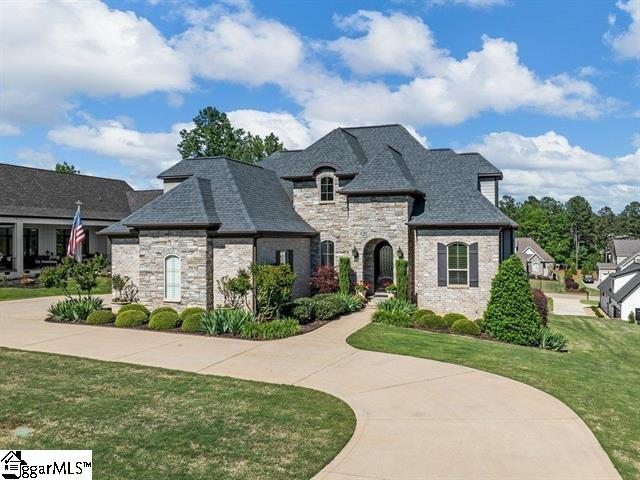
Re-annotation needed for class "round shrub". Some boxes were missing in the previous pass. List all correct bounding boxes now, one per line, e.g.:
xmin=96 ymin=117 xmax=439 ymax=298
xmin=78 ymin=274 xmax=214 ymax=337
xmin=484 ymin=255 xmax=542 ymax=346
xmin=86 ymin=309 xmax=115 ymax=325
xmin=412 ymin=309 xmax=435 ymax=322
xmin=150 ymin=306 xmax=178 ymax=319
xmin=443 ymin=313 xmax=467 ymax=327
xmin=415 ymin=313 xmax=447 ymax=330
xmin=314 ymin=293 xmax=348 ymax=314
xmin=181 ymin=312 xmax=203 ymax=333
xmin=291 ymin=297 xmax=315 ymax=324
xmin=117 ymin=303 xmax=149 ymax=317
xmin=148 ymin=311 xmax=179 ymax=330
xmin=115 ymin=310 xmax=148 ymax=328
xmin=451 ymin=319 xmax=481 ymax=336
xmin=180 ymin=307 xmax=206 ymax=322
xmin=314 ymin=299 xmax=342 ymax=321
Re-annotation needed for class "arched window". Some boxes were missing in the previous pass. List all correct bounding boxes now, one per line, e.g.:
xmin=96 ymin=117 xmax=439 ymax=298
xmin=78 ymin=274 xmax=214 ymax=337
xmin=164 ymin=255 xmax=181 ymax=301
xmin=448 ymin=243 xmax=468 ymax=286
xmin=320 ymin=240 xmax=335 ymax=267
xmin=320 ymin=176 xmax=334 ymax=202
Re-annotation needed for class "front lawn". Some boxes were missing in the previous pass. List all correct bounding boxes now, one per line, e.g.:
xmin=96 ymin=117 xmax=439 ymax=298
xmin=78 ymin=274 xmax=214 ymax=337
xmin=0 ymin=348 xmax=355 ymax=479
xmin=348 ymin=315 xmax=640 ymax=479
xmin=0 ymin=277 xmax=111 ymax=301
xmin=529 ymin=278 xmax=566 ymax=293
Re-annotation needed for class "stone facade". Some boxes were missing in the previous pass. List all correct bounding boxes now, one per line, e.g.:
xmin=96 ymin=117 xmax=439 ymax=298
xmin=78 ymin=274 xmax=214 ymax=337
xmin=256 ymin=237 xmax=311 ymax=298
xmin=138 ymin=230 xmax=212 ymax=312
xmin=414 ymin=228 xmax=501 ymax=318
xmin=212 ymin=237 xmax=254 ymax=307
xmin=292 ymin=172 xmax=412 ymax=287
xmin=111 ymin=238 xmax=140 ymax=295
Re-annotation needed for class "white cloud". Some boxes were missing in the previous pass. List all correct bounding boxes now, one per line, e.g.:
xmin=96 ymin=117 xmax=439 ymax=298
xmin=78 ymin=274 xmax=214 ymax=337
xmin=605 ymin=0 xmax=640 ymax=59
xmin=429 ymin=0 xmax=508 ymax=7
xmin=466 ymin=131 xmax=640 ymax=210
xmin=0 ymin=0 xmax=190 ymax=127
xmin=0 ymin=123 xmax=21 ymax=136
xmin=48 ymin=118 xmax=189 ymax=180
xmin=16 ymin=149 xmax=56 ymax=169
xmin=227 ymin=110 xmax=313 ymax=149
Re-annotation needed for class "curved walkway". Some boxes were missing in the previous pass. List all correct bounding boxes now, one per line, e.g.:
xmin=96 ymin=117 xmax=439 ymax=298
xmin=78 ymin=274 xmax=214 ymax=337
xmin=0 ymin=297 xmax=620 ymax=480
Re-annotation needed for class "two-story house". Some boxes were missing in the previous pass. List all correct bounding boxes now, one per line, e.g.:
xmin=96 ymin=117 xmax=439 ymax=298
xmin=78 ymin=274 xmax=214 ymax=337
xmin=102 ymin=124 xmax=516 ymax=318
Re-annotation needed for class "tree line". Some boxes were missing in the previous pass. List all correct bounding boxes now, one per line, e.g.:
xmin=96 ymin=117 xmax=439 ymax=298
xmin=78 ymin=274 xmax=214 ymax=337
xmin=500 ymin=195 xmax=640 ymax=273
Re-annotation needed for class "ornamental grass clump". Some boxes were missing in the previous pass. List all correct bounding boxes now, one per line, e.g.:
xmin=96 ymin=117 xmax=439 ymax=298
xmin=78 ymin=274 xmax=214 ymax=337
xmin=372 ymin=298 xmax=416 ymax=327
xmin=48 ymin=297 xmax=103 ymax=322
xmin=484 ymin=255 xmax=542 ymax=346
xmin=241 ymin=318 xmax=300 ymax=340
xmin=201 ymin=309 xmax=256 ymax=335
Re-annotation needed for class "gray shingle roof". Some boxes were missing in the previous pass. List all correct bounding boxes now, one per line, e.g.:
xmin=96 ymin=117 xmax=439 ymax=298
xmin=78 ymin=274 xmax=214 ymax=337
xmin=114 ymin=157 xmax=315 ymax=235
xmin=598 ymin=262 xmax=640 ymax=302
xmin=597 ymin=263 xmax=617 ymax=270
xmin=613 ymin=239 xmax=640 ymax=258
xmin=515 ymin=237 xmax=555 ymax=263
xmin=263 ymin=124 xmax=515 ymax=227
xmin=126 ymin=190 xmax=162 ymax=212
xmin=0 ymin=162 xmax=134 ymax=220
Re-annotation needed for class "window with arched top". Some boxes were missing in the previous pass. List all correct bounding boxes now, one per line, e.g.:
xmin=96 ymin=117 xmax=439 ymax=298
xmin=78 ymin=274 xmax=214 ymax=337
xmin=320 ymin=176 xmax=334 ymax=202
xmin=164 ymin=255 xmax=181 ymax=301
xmin=447 ymin=243 xmax=468 ymax=286
xmin=320 ymin=240 xmax=335 ymax=267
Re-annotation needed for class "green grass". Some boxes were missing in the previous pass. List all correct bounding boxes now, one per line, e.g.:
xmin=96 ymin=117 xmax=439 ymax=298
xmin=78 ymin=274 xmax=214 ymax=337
xmin=348 ymin=315 xmax=640 ymax=479
xmin=529 ymin=278 xmax=566 ymax=293
xmin=580 ymin=299 xmax=599 ymax=306
xmin=0 ymin=348 xmax=355 ymax=479
xmin=578 ymin=280 xmax=600 ymax=297
xmin=0 ymin=277 xmax=111 ymax=301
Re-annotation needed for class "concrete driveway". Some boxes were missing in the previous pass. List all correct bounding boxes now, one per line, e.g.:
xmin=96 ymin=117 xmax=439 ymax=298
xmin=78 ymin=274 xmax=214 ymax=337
xmin=0 ymin=296 xmax=620 ymax=480
xmin=548 ymin=292 xmax=594 ymax=316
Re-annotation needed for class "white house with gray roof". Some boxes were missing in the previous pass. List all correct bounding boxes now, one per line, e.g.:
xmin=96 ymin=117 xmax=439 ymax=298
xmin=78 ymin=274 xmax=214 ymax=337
xmin=102 ymin=124 xmax=517 ymax=317
xmin=598 ymin=261 xmax=640 ymax=320
xmin=0 ymin=163 xmax=160 ymax=279
xmin=597 ymin=238 xmax=640 ymax=285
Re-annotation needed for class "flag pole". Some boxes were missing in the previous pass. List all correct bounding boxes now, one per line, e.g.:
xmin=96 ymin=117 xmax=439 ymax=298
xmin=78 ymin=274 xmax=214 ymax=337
xmin=75 ymin=200 xmax=83 ymax=262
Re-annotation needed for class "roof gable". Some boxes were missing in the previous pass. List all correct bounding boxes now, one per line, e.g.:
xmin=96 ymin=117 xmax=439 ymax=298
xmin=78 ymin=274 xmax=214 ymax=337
xmin=515 ymin=237 xmax=554 ymax=263
xmin=613 ymin=239 xmax=640 ymax=259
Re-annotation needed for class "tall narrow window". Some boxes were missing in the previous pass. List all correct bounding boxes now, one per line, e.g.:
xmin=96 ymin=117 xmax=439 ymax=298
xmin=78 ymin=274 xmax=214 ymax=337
xmin=448 ymin=243 xmax=468 ymax=286
xmin=321 ymin=240 xmax=335 ymax=267
xmin=164 ymin=255 xmax=181 ymax=301
xmin=320 ymin=176 xmax=334 ymax=202
xmin=276 ymin=249 xmax=294 ymax=269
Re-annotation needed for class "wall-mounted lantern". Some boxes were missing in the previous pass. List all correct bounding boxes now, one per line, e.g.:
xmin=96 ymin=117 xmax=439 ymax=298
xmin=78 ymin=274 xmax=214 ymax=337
xmin=352 ymin=246 xmax=359 ymax=261
xmin=397 ymin=247 xmax=404 ymax=259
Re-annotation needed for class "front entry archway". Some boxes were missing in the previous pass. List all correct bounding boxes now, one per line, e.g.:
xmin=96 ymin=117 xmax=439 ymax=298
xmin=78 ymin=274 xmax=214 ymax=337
xmin=363 ymin=238 xmax=394 ymax=292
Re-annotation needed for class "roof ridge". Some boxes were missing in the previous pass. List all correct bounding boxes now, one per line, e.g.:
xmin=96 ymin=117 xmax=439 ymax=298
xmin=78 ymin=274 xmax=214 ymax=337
xmin=186 ymin=156 xmax=265 ymax=170
xmin=0 ymin=162 xmax=132 ymax=185
xmin=193 ymin=177 xmax=218 ymax=225
xmin=223 ymin=161 xmax=256 ymax=231
xmin=387 ymin=145 xmax=416 ymax=186
xmin=342 ymin=123 xmax=402 ymax=130
xmin=427 ymin=148 xmax=454 ymax=152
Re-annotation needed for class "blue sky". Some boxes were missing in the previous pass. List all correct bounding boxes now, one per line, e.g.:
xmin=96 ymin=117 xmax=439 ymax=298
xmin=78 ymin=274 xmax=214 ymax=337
xmin=0 ymin=0 xmax=638 ymax=210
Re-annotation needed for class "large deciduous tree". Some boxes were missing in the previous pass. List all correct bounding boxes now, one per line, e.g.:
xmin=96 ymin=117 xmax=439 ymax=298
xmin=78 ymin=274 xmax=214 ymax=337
xmin=177 ymin=107 xmax=284 ymax=164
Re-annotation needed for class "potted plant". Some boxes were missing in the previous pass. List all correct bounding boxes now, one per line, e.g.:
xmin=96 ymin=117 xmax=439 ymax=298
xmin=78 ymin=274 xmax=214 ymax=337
xmin=353 ymin=281 xmax=372 ymax=301
xmin=385 ymin=283 xmax=397 ymax=298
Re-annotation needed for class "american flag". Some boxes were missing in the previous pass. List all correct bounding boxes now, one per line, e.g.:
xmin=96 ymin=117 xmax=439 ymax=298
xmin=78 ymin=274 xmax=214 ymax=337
xmin=67 ymin=207 xmax=85 ymax=261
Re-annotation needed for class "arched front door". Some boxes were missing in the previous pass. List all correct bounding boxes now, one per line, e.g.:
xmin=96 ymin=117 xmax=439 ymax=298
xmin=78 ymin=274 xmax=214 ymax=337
xmin=374 ymin=241 xmax=393 ymax=291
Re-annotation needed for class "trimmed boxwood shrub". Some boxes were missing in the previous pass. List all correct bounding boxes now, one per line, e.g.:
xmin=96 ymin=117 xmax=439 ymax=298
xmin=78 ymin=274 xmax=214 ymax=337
xmin=180 ymin=307 xmax=206 ymax=322
xmin=339 ymin=256 xmax=351 ymax=295
xmin=118 ymin=303 xmax=149 ymax=317
xmin=415 ymin=313 xmax=448 ymax=330
xmin=148 ymin=311 xmax=179 ymax=330
xmin=150 ymin=306 xmax=178 ymax=319
xmin=291 ymin=298 xmax=315 ymax=324
xmin=451 ymin=318 xmax=481 ymax=336
xmin=115 ymin=310 xmax=148 ymax=328
xmin=314 ymin=299 xmax=342 ymax=321
xmin=241 ymin=318 xmax=301 ymax=339
xmin=484 ymin=255 xmax=542 ymax=346
xmin=443 ymin=313 xmax=467 ymax=327
xmin=86 ymin=309 xmax=115 ymax=325
xmin=181 ymin=312 xmax=203 ymax=333
xmin=412 ymin=309 xmax=435 ymax=322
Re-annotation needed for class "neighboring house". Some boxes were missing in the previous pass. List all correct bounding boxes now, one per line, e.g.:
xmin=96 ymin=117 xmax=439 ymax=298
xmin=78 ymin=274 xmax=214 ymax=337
xmin=597 ymin=238 xmax=640 ymax=285
xmin=598 ymin=261 xmax=640 ymax=320
xmin=102 ymin=124 xmax=516 ymax=317
xmin=514 ymin=237 xmax=555 ymax=277
xmin=0 ymin=163 xmax=161 ymax=279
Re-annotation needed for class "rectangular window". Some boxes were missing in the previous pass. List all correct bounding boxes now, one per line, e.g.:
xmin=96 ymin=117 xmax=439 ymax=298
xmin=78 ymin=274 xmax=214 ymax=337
xmin=56 ymin=229 xmax=70 ymax=257
xmin=0 ymin=227 xmax=13 ymax=269
xmin=448 ymin=243 xmax=468 ymax=286
xmin=276 ymin=249 xmax=294 ymax=269
xmin=164 ymin=256 xmax=181 ymax=301
xmin=320 ymin=176 xmax=334 ymax=202
xmin=321 ymin=240 xmax=335 ymax=267
xmin=23 ymin=228 xmax=39 ymax=269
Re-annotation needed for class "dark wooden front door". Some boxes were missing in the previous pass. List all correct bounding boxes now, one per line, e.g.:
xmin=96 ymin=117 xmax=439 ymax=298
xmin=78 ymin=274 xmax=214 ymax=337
xmin=374 ymin=241 xmax=393 ymax=291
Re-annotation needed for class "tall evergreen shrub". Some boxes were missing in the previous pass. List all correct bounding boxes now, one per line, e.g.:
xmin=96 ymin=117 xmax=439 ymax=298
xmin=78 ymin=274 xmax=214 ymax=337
xmin=484 ymin=255 xmax=542 ymax=346
xmin=395 ymin=259 xmax=409 ymax=301
xmin=339 ymin=257 xmax=351 ymax=295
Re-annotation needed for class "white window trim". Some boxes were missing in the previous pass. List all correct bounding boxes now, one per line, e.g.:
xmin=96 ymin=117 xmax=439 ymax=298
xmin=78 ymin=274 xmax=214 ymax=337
xmin=447 ymin=242 xmax=469 ymax=287
xmin=320 ymin=239 xmax=335 ymax=267
xmin=163 ymin=254 xmax=182 ymax=302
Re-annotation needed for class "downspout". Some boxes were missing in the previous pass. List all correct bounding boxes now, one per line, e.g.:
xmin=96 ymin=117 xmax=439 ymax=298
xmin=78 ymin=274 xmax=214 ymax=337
xmin=252 ymin=236 xmax=258 ymax=313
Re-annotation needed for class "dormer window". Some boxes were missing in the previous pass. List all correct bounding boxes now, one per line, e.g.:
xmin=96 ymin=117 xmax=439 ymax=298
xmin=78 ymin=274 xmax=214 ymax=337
xmin=320 ymin=176 xmax=334 ymax=202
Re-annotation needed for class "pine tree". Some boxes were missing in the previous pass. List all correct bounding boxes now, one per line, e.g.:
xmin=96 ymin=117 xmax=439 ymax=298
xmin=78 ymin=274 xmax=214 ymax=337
xmin=339 ymin=257 xmax=351 ymax=295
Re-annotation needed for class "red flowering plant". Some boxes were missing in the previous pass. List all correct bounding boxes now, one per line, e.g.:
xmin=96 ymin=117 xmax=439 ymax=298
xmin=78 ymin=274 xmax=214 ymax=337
xmin=310 ymin=266 xmax=339 ymax=293
xmin=353 ymin=280 xmax=372 ymax=295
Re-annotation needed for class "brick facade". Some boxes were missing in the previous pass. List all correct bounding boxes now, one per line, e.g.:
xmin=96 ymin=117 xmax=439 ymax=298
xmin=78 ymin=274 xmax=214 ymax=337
xmin=414 ymin=228 xmax=501 ymax=318
xmin=212 ymin=237 xmax=254 ymax=308
xmin=111 ymin=238 xmax=140 ymax=296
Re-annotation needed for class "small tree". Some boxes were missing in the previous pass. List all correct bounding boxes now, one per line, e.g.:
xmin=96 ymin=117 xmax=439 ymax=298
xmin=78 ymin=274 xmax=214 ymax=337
xmin=40 ymin=255 xmax=106 ymax=299
xmin=484 ymin=255 xmax=542 ymax=346
xmin=251 ymin=264 xmax=296 ymax=321
xmin=629 ymin=312 xmax=636 ymax=324
xmin=217 ymin=269 xmax=252 ymax=308
xmin=395 ymin=259 xmax=409 ymax=301
xmin=55 ymin=161 xmax=80 ymax=174
xmin=310 ymin=266 xmax=339 ymax=294
xmin=339 ymin=257 xmax=351 ymax=295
